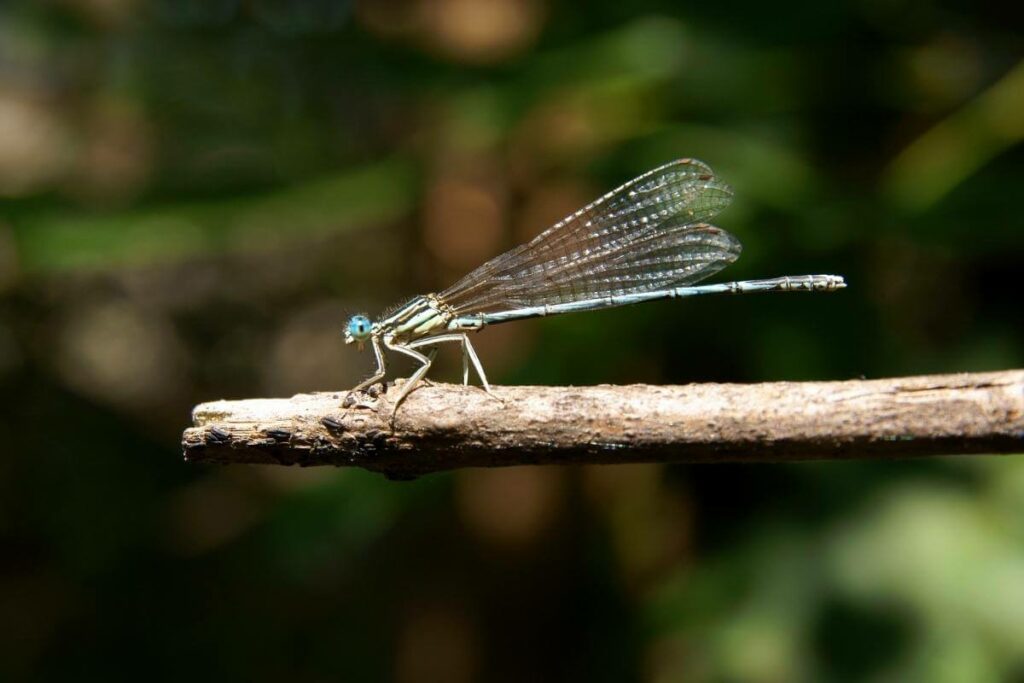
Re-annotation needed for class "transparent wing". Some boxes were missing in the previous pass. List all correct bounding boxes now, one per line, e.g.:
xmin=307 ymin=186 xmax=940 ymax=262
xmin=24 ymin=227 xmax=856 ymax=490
xmin=439 ymin=159 xmax=739 ymax=314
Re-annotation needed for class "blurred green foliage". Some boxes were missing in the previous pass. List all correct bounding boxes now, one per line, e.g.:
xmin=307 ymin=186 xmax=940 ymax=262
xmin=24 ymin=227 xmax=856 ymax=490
xmin=0 ymin=0 xmax=1022 ymax=681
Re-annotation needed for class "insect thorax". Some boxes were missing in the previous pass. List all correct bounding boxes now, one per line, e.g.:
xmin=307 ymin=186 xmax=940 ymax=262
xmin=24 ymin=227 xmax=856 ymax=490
xmin=380 ymin=294 xmax=455 ymax=342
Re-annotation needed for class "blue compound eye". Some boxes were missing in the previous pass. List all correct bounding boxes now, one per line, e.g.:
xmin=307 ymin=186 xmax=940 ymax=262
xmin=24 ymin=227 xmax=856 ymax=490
xmin=346 ymin=315 xmax=372 ymax=341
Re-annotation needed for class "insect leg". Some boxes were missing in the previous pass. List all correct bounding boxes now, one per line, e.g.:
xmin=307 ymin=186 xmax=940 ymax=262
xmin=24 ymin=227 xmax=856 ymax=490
xmin=406 ymin=333 xmax=495 ymax=397
xmin=383 ymin=337 xmax=435 ymax=415
xmin=351 ymin=335 xmax=387 ymax=393
xmin=461 ymin=334 xmax=492 ymax=394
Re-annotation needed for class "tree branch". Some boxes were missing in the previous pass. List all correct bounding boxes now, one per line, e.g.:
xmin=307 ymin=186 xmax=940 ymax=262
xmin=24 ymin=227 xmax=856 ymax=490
xmin=181 ymin=370 xmax=1024 ymax=478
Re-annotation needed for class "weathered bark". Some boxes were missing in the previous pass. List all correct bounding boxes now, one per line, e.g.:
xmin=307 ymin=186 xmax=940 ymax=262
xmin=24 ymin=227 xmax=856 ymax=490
xmin=181 ymin=370 xmax=1024 ymax=479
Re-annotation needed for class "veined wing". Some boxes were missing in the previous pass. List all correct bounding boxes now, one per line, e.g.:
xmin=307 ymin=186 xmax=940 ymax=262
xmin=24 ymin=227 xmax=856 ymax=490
xmin=439 ymin=159 xmax=737 ymax=314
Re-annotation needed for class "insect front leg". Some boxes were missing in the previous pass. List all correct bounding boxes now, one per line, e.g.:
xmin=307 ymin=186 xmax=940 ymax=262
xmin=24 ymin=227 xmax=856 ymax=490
xmin=351 ymin=335 xmax=387 ymax=393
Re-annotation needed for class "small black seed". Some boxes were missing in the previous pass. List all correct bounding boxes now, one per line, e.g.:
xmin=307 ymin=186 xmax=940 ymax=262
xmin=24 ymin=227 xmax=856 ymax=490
xmin=208 ymin=426 xmax=231 ymax=443
xmin=321 ymin=416 xmax=345 ymax=432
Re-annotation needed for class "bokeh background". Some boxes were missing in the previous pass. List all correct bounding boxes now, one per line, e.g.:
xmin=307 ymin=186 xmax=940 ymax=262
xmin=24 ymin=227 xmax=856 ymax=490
xmin=1 ymin=0 xmax=1023 ymax=680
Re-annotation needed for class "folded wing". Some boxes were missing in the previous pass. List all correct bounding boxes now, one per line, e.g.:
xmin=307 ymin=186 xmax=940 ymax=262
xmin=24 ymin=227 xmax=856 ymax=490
xmin=440 ymin=159 xmax=741 ymax=314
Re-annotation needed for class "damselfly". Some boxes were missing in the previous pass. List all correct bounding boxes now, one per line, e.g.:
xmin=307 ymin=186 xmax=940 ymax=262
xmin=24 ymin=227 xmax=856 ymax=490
xmin=344 ymin=159 xmax=845 ymax=414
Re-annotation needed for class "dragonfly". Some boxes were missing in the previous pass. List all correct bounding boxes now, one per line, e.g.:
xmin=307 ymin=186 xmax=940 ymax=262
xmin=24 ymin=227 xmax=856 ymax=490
xmin=343 ymin=158 xmax=845 ymax=415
